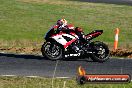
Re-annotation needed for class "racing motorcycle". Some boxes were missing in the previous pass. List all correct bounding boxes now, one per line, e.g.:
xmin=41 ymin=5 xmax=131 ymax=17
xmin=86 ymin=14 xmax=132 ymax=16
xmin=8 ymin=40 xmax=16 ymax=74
xmin=41 ymin=25 xmax=110 ymax=62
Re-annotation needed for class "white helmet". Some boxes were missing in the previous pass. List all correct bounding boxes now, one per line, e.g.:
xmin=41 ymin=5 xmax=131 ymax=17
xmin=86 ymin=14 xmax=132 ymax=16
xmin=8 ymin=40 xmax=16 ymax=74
xmin=61 ymin=19 xmax=67 ymax=26
xmin=57 ymin=19 xmax=67 ymax=26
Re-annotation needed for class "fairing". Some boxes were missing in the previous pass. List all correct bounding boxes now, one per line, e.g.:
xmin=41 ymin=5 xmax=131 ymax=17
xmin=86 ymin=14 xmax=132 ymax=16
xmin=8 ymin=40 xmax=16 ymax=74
xmin=51 ymin=33 xmax=78 ymax=48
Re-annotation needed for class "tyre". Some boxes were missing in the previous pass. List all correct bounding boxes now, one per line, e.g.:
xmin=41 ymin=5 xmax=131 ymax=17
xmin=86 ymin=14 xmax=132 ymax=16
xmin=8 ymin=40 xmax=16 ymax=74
xmin=41 ymin=42 xmax=62 ymax=60
xmin=76 ymin=76 xmax=86 ymax=85
xmin=90 ymin=41 xmax=109 ymax=63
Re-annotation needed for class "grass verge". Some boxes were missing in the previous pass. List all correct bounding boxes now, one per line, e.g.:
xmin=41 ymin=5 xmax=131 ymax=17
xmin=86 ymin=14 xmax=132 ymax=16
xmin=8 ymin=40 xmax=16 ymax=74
xmin=0 ymin=0 xmax=132 ymax=48
xmin=0 ymin=76 xmax=131 ymax=88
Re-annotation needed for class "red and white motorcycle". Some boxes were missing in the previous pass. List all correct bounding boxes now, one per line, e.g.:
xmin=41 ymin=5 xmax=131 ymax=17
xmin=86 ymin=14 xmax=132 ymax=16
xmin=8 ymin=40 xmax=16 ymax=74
xmin=41 ymin=25 xmax=109 ymax=62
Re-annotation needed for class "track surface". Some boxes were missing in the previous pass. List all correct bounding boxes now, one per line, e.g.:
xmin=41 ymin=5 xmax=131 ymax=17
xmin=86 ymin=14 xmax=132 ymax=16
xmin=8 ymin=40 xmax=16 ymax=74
xmin=79 ymin=0 xmax=132 ymax=5
xmin=0 ymin=0 xmax=131 ymax=78
xmin=0 ymin=53 xmax=132 ymax=78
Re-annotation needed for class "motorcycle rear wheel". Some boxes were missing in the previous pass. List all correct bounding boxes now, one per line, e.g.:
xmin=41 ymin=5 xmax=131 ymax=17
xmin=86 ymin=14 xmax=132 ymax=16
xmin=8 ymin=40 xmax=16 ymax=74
xmin=41 ymin=42 xmax=62 ymax=60
xmin=90 ymin=41 xmax=109 ymax=63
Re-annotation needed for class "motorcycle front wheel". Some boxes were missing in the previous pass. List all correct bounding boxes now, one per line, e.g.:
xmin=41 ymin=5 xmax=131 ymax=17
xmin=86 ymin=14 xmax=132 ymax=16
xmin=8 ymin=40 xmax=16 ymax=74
xmin=90 ymin=41 xmax=110 ymax=63
xmin=41 ymin=42 xmax=62 ymax=60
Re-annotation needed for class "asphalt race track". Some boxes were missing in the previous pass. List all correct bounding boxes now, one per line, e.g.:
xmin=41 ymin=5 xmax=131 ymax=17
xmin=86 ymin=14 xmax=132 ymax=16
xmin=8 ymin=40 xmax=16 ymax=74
xmin=0 ymin=53 xmax=132 ymax=78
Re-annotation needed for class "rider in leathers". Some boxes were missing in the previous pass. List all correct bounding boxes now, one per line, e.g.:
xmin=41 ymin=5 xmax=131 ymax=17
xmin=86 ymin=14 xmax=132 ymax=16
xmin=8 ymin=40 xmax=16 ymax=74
xmin=47 ymin=19 xmax=87 ymax=52
xmin=56 ymin=19 xmax=86 ymax=42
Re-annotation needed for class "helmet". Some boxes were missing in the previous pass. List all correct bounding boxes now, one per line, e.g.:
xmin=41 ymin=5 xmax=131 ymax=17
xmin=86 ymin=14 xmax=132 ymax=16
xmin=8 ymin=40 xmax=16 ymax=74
xmin=57 ymin=19 xmax=67 ymax=26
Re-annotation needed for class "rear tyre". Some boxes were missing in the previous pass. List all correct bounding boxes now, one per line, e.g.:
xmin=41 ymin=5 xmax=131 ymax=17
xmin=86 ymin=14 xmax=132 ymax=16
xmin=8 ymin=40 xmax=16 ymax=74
xmin=90 ymin=41 xmax=109 ymax=63
xmin=41 ymin=42 xmax=62 ymax=60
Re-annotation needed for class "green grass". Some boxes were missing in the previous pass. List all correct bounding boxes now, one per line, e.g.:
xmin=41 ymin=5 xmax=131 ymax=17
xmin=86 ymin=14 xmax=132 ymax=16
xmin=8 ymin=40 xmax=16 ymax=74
xmin=0 ymin=0 xmax=132 ymax=48
xmin=0 ymin=76 xmax=131 ymax=88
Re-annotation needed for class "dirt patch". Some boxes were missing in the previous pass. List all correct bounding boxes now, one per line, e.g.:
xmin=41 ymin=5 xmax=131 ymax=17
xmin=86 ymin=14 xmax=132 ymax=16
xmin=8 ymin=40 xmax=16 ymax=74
xmin=18 ymin=0 xmax=69 ymax=5
xmin=18 ymin=0 xmax=49 ymax=3
xmin=0 ymin=47 xmax=40 ymax=55
xmin=110 ymin=49 xmax=132 ymax=58
xmin=0 ymin=47 xmax=132 ymax=58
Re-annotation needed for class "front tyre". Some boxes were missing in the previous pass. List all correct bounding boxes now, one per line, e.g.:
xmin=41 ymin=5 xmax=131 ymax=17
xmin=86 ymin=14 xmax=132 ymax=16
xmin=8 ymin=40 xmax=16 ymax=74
xmin=90 ymin=41 xmax=109 ymax=63
xmin=41 ymin=42 xmax=62 ymax=60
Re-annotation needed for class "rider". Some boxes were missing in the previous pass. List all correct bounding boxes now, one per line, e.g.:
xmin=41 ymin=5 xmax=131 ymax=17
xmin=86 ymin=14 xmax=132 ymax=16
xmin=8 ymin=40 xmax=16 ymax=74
xmin=56 ymin=19 xmax=86 ymax=42
xmin=55 ymin=19 xmax=87 ymax=53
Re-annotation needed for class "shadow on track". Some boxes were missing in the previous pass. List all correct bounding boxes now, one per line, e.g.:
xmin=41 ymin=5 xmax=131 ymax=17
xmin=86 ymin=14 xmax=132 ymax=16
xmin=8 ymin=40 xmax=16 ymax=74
xmin=0 ymin=53 xmax=45 ymax=60
xmin=69 ymin=0 xmax=132 ymax=6
xmin=0 ymin=53 xmax=92 ymax=62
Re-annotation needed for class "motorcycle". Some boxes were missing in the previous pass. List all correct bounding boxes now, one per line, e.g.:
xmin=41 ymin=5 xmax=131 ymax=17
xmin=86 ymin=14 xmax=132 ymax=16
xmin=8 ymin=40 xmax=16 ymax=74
xmin=41 ymin=25 xmax=110 ymax=62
